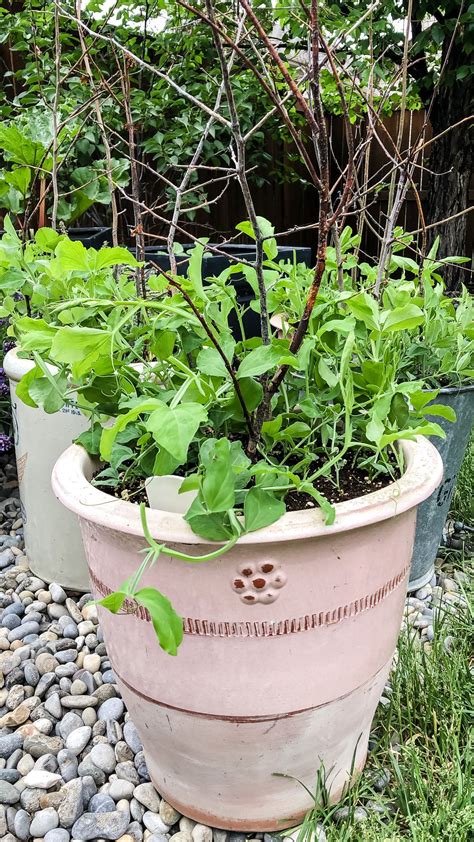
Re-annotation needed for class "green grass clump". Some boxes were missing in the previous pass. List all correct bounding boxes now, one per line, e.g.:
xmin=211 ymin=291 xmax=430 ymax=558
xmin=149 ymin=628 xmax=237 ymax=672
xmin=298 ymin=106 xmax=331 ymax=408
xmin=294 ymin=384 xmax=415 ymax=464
xmin=294 ymin=559 xmax=474 ymax=841
xmin=451 ymin=433 xmax=474 ymax=525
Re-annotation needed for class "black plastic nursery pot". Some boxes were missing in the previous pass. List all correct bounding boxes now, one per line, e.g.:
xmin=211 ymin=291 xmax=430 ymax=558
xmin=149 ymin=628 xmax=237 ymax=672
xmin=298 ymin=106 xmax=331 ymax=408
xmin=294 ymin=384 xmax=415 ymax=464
xmin=131 ymin=244 xmax=313 ymax=339
xmin=67 ymin=227 xmax=113 ymax=248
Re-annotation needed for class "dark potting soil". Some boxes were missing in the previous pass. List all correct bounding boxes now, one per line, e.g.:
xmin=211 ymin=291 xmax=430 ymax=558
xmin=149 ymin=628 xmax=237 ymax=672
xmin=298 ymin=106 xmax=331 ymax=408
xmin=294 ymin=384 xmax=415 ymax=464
xmin=93 ymin=453 xmax=400 ymax=514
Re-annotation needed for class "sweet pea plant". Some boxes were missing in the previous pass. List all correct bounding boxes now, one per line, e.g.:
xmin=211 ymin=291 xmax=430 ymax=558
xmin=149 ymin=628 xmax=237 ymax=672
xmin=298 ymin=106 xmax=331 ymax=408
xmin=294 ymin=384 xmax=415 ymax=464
xmin=10 ymin=222 xmax=462 ymax=654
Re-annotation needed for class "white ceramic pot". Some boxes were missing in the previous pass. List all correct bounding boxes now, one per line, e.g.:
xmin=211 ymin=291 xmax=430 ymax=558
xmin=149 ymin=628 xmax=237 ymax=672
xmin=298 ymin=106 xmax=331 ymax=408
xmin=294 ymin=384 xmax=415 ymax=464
xmin=4 ymin=348 xmax=90 ymax=591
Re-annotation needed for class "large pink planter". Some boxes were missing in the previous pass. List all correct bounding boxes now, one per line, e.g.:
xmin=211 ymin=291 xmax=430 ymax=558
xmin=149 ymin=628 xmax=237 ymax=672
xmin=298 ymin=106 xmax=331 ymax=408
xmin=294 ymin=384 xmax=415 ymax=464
xmin=52 ymin=438 xmax=442 ymax=830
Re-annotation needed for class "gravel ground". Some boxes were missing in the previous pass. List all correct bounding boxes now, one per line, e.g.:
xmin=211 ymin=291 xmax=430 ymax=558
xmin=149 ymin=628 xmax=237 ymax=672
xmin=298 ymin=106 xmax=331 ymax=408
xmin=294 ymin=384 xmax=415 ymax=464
xmin=0 ymin=459 xmax=470 ymax=842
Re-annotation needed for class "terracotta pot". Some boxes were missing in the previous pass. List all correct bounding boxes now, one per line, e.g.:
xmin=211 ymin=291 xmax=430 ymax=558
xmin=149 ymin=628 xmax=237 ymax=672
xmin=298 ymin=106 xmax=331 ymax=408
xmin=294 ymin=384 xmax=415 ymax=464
xmin=52 ymin=438 xmax=442 ymax=830
xmin=3 ymin=348 xmax=90 ymax=591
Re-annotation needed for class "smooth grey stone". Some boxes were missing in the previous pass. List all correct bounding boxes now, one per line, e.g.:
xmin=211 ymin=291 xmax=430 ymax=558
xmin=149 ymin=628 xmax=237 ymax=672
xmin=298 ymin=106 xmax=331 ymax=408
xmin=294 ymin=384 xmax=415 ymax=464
xmin=130 ymin=797 xmax=145 ymax=822
xmin=334 ymin=806 xmax=368 ymax=823
xmin=73 ymin=669 xmax=95 ymax=695
xmin=80 ymin=774 xmax=97 ymax=806
xmin=55 ymin=663 xmax=77 ymax=678
xmin=72 ymin=809 xmax=129 ymax=840
xmin=44 ymin=829 xmax=71 ymax=842
xmin=97 ymin=698 xmax=124 ymax=722
xmin=0 ymin=780 xmax=20 ymax=804
xmin=90 ymin=742 xmax=116 ymax=774
xmin=62 ymin=623 xmax=78 ymax=639
xmin=0 ymin=549 xmax=14 ymax=568
xmin=123 ymin=720 xmax=142 ymax=754
xmin=108 ymin=779 xmax=135 ymax=800
xmin=23 ymin=611 xmax=42 ymax=624
xmin=30 ymin=807 xmax=59 ymax=836
xmin=59 ymin=712 xmax=83 ymax=741
xmin=89 ymin=793 xmax=116 ymax=813
xmin=5 ymin=748 xmax=22 ymax=768
xmin=65 ymin=725 xmax=91 ymax=755
xmin=115 ymin=760 xmax=139 ymax=785
xmin=57 ymin=749 xmax=78 ymax=783
xmin=35 ymin=753 xmax=58 ymax=773
xmin=35 ymin=672 xmax=57 ymax=698
xmin=102 ymin=669 xmax=116 ymax=684
xmin=134 ymin=750 xmax=149 ymax=780
xmin=0 ymin=769 xmax=20 ymax=783
xmin=14 ymin=808 xmax=31 ymax=840
xmin=8 ymin=621 xmax=39 ymax=641
xmin=0 ymin=734 xmax=23 ymax=759
xmin=143 ymin=811 xmax=171 ymax=834
xmin=2 ymin=603 xmax=24 ymax=617
xmin=128 ymin=819 xmax=144 ymax=841
xmin=134 ymin=782 xmax=160 ymax=812
xmin=44 ymin=693 xmax=63 ymax=719
xmin=1 ymin=614 xmax=21 ymax=630
xmin=55 ymin=649 xmax=78 ymax=665
xmin=106 ymin=720 xmax=122 ymax=746
xmin=77 ymin=756 xmax=106 ymax=786
xmin=24 ymin=662 xmax=40 ymax=686
xmin=49 ymin=583 xmax=67 ymax=603
xmin=58 ymin=777 xmax=84 ymax=827
xmin=23 ymin=734 xmax=63 ymax=757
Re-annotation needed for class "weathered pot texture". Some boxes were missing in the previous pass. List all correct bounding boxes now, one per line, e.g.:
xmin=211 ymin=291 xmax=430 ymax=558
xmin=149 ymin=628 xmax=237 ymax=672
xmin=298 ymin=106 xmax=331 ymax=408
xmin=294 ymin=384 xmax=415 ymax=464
xmin=4 ymin=348 xmax=89 ymax=591
xmin=408 ymin=383 xmax=474 ymax=591
xmin=52 ymin=437 xmax=442 ymax=830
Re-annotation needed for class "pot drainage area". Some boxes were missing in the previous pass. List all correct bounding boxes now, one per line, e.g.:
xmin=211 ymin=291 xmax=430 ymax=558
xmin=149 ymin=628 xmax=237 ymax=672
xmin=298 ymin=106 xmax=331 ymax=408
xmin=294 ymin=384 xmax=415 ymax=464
xmin=0 ymin=459 xmax=471 ymax=842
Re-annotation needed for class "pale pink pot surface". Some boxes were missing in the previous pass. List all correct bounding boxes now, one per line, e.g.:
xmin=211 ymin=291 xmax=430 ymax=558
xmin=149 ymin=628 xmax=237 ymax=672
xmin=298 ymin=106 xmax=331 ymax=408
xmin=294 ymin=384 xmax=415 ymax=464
xmin=52 ymin=438 xmax=443 ymax=830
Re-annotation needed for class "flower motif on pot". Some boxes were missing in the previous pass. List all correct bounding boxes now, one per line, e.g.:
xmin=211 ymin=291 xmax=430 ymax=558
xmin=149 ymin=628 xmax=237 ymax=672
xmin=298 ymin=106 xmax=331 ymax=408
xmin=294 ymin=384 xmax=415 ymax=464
xmin=231 ymin=560 xmax=287 ymax=604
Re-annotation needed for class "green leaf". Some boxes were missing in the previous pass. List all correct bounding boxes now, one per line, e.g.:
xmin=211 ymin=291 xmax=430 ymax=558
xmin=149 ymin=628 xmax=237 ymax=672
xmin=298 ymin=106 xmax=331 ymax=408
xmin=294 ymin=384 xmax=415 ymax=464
xmin=54 ymin=239 xmax=90 ymax=273
xmin=382 ymin=304 xmax=424 ymax=332
xmin=244 ymin=487 xmax=286 ymax=532
xmin=201 ymin=439 xmax=235 ymax=512
xmin=422 ymin=404 xmax=457 ymax=423
xmin=236 ymin=217 xmax=278 ymax=259
xmin=28 ymin=370 xmax=68 ymax=414
xmin=237 ymin=343 xmax=297 ymax=379
xmin=35 ymin=227 xmax=63 ymax=252
xmin=50 ymin=326 xmax=113 ymax=379
xmin=93 ymin=247 xmax=139 ymax=270
xmin=75 ymin=424 xmax=102 ymax=456
xmin=100 ymin=399 xmax=163 ymax=460
xmin=5 ymin=167 xmax=31 ymax=196
xmin=187 ymin=239 xmax=208 ymax=302
xmin=300 ymin=483 xmax=336 ymax=525
xmin=345 ymin=291 xmax=380 ymax=330
xmin=134 ymin=587 xmax=183 ymax=656
xmin=145 ymin=402 xmax=207 ymax=463
xmin=318 ymin=356 xmax=338 ymax=388
xmin=185 ymin=497 xmax=236 ymax=541
xmin=196 ymin=346 xmax=229 ymax=378
xmin=96 ymin=591 xmax=127 ymax=613
xmin=15 ymin=365 xmax=41 ymax=408
xmin=15 ymin=318 xmax=57 ymax=353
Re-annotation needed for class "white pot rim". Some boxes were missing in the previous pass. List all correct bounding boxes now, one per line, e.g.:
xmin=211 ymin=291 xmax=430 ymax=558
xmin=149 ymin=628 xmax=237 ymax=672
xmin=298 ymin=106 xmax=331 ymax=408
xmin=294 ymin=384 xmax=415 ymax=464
xmin=52 ymin=437 xmax=443 ymax=546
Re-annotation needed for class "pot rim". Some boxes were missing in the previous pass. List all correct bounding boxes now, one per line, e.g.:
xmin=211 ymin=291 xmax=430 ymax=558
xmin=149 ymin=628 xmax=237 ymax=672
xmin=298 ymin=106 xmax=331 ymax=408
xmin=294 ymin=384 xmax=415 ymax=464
xmin=52 ymin=437 xmax=443 ymax=546
xmin=438 ymin=381 xmax=474 ymax=395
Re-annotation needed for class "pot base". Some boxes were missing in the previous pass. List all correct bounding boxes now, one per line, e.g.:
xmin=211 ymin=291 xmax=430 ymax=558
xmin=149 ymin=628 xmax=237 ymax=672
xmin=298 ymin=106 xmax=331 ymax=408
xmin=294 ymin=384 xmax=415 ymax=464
xmin=407 ymin=564 xmax=435 ymax=594
xmin=116 ymin=658 xmax=392 ymax=831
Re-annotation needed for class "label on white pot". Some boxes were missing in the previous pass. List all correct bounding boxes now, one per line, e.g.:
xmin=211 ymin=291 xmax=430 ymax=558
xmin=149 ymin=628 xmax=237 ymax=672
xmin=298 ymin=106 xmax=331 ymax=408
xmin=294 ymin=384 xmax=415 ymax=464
xmin=145 ymin=475 xmax=197 ymax=514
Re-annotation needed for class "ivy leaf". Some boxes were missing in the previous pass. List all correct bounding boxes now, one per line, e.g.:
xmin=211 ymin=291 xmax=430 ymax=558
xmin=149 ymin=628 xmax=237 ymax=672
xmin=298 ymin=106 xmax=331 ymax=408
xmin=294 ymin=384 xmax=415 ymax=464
xmin=15 ymin=365 xmax=41 ymax=408
xmin=75 ymin=423 xmax=102 ymax=456
xmin=345 ymin=291 xmax=380 ymax=330
xmin=145 ymin=402 xmax=207 ymax=463
xmin=134 ymin=587 xmax=183 ymax=655
xmin=196 ymin=346 xmax=229 ymax=378
xmin=421 ymin=403 xmax=457 ymax=423
xmin=244 ymin=487 xmax=286 ymax=532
